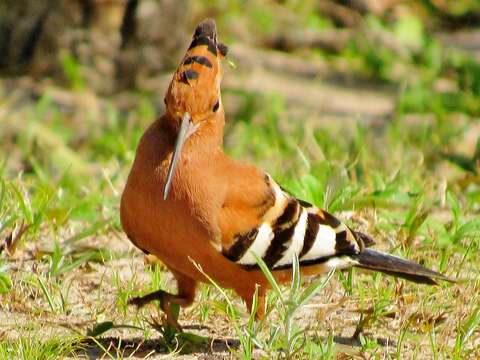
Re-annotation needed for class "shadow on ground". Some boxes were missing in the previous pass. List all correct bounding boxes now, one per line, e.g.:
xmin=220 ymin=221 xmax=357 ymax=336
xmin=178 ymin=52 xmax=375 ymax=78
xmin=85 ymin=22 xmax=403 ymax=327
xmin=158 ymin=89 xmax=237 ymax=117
xmin=74 ymin=333 xmax=240 ymax=359
xmin=73 ymin=329 xmax=395 ymax=358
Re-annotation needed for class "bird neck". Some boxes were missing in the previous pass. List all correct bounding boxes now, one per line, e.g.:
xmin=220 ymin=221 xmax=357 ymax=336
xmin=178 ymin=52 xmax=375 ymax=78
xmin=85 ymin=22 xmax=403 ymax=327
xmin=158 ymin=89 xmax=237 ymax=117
xmin=196 ymin=111 xmax=225 ymax=150
xmin=164 ymin=111 xmax=226 ymax=154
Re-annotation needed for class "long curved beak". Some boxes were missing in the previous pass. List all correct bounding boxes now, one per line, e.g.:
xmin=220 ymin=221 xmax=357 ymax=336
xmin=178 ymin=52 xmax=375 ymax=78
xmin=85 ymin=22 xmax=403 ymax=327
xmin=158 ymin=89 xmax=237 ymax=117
xmin=163 ymin=112 xmax=199 ymax=200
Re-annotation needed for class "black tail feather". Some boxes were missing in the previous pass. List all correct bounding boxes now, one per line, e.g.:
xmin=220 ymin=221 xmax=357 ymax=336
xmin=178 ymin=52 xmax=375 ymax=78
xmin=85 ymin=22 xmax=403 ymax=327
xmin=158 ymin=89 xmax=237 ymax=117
xmin=352 ymin=249 xmax=454 ymax=285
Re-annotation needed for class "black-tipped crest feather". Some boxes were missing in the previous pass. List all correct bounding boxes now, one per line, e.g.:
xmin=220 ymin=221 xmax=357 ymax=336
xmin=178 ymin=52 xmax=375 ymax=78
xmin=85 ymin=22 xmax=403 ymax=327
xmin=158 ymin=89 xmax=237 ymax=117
xmin=194 ymin=18 xmax=217 ymax=39
xmin=218 ymin=43 xmax=228 ymax=56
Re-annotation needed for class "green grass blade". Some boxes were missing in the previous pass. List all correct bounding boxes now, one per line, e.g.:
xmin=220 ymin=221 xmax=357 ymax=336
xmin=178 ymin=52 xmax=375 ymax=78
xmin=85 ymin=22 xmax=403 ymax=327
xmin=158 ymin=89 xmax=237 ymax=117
xmin=290 ymin=252 xmax=301 ymax=301
xmin=297 ymin=269 xmax=334 ymax=308
xmin=252 ymin=252 xmax=283 ymax=303
xmin=37 ymin=276 xmax=57 ymax=313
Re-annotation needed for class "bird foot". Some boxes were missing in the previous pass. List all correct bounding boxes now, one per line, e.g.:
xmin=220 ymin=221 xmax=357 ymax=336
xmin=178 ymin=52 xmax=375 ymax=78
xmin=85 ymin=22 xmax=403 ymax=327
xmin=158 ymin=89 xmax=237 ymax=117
xmin=128 ymin=290 xmax=183 ymax=331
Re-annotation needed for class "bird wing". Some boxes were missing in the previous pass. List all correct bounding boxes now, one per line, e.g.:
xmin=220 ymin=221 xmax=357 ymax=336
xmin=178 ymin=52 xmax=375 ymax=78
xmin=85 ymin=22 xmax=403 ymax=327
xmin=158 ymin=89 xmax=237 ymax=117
xmin=217 ymin=162 xmax=452 ymax=284
xmin=218 ymin=163 xmax=366 ymax=272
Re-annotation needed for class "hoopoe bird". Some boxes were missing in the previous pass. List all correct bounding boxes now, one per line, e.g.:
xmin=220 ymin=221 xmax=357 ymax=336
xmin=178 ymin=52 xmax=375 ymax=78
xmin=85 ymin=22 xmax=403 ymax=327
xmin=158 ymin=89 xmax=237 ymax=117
xmin=121 ymin=19 xmax=452 ymax=329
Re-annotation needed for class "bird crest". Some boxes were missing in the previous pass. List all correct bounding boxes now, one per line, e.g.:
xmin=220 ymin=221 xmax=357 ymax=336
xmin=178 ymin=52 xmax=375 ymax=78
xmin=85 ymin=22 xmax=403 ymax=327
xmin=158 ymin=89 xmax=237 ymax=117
xmin=162 ymin=19 xmax=229 ymax=199
xmin=165 ymin=18 xmax=228 ymax=122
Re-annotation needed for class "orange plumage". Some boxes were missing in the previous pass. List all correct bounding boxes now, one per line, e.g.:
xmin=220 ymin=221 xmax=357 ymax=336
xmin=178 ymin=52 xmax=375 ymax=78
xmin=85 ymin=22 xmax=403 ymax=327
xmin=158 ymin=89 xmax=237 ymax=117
xmin=120 ymin=19 xmax=451 ymax=329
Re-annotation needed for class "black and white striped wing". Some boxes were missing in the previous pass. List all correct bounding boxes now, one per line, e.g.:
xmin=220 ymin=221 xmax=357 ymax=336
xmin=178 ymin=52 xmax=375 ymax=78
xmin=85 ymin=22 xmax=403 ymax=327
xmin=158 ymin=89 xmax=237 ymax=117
xmin=222 ymin=175 xmax=367 ymax=271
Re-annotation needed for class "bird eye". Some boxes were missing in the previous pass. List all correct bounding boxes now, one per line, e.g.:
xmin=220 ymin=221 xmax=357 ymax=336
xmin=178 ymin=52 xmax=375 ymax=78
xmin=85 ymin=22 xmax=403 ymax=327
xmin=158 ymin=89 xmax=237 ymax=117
xmin=213 ymin=100 xmax=220 ymax=112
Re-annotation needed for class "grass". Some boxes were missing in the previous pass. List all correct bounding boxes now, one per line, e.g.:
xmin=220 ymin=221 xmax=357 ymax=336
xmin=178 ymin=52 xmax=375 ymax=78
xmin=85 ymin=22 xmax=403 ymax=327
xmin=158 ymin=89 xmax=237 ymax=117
xmin=0 ymin=334 xmax=82 ymax=359
xmin=1 ymin=4 xmax=480 ymax=359
xmin=1 ymin=86 xmax=479 ymax=358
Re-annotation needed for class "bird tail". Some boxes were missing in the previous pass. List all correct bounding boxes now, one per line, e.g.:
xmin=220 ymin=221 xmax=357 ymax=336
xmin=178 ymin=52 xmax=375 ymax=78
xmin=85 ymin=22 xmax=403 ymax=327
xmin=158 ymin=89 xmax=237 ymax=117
xmin=352 ymin=249 xmax=454 ymax=285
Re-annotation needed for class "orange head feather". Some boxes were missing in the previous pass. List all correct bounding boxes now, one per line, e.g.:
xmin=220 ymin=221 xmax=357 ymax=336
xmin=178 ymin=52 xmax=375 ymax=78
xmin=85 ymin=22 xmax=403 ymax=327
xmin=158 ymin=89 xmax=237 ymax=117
xmin=165 ymin=18 xmax=228 ymax=124
xmin=162 ymin=19 xmax=228 ymax=200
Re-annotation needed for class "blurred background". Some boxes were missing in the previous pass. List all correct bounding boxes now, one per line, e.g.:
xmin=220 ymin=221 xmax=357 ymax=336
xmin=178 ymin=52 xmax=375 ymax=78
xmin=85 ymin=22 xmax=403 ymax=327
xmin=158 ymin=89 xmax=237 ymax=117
xmin=2 ymin=0 xmax=480 ymax=177
xmin=2 ymin=0 xmax=480 ymax=208
xmin=2 ymin=0 xmax=480 ymax=114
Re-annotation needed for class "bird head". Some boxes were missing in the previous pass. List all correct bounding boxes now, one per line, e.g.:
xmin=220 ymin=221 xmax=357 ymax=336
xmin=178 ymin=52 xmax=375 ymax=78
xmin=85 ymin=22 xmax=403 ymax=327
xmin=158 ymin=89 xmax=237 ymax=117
xmin=163 ymin=19 xmax=228 ymax=200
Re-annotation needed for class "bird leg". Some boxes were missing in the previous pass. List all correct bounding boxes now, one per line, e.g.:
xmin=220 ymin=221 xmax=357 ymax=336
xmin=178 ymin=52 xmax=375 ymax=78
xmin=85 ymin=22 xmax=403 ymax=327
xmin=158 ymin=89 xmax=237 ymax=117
xmin=128 ymin=290 xmax=184 ymax=329
xmin=128 ymin=272 xmax=197 ymax=330
xmin=128 ymin=289 xmax=167 ymax=308
xmin=237 ymin=282 xmax=267 ymax=320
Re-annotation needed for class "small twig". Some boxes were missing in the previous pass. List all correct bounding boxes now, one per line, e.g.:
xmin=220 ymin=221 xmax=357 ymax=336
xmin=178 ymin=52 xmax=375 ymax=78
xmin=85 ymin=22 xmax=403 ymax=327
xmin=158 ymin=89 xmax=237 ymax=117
xmin=0 ymin=220 xmax=30 ymax=256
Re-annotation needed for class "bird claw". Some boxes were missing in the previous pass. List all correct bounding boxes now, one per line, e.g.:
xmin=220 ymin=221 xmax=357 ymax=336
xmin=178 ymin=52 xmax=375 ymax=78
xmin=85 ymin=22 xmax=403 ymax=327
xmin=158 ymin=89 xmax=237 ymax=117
xmin=127 ymin=295 xmax=148 ymax=308
xmin=147 ymin=312 xmax=183 ymax=335
xmin=128 ymin=291 xmax=183 ymax=331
